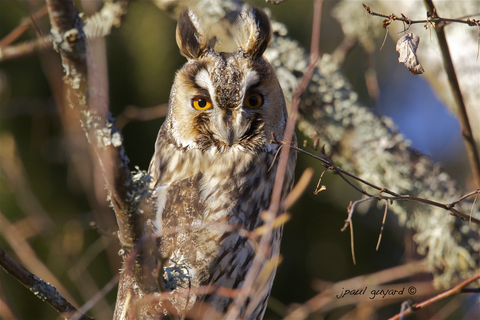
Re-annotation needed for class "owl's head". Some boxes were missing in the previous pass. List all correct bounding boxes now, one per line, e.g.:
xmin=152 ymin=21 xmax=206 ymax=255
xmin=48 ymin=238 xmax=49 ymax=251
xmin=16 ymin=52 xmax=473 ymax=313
xmin=164 ymin=6 xmax=287 ymax=153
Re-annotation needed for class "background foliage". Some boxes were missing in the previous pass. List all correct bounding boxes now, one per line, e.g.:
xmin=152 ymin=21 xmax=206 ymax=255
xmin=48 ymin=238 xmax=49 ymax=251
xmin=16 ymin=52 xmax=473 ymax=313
xmin=0 ymin=0 xmax=477 ymax=319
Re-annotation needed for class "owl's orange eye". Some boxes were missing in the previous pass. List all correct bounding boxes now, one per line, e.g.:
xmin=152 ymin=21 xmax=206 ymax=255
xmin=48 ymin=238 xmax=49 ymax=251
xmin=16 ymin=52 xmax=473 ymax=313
xmin=192 ymin=97 xmax=212 ymax=110
xmin=245 ymin=93 xmax=263 ymax=108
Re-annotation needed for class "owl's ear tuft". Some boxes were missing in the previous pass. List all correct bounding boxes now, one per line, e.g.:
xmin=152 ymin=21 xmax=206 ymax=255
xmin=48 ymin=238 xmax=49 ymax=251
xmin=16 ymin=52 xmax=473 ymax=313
xmin=176 ymin=9 xmax=209 ymax=59
xmin=236 ymin=6 xmax=272 ymax=59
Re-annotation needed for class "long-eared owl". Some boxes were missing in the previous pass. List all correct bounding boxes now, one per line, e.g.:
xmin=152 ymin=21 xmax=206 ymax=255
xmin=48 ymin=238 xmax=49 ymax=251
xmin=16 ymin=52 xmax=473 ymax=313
xmin=148 ymin=5 xmax=296 ymax=319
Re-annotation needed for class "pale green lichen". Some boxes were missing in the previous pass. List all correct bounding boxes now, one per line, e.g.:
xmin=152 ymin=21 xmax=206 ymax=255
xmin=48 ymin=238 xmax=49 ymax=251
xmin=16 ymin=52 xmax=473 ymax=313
xmin=83 ymin=2 xmax=125 ymax=39
xmin=265 ymin=16 xmax=480 ymax=288
xmin=126 ymin=167 xmax=154 ymax=218
xmin=79 ymin=111 xmax=125 ymax=150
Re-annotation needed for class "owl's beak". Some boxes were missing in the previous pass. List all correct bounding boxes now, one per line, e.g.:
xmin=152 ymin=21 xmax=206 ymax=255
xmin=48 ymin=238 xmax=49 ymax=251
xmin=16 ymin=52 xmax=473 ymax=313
xmin=224 ymin=110 xmax=235 ymax=146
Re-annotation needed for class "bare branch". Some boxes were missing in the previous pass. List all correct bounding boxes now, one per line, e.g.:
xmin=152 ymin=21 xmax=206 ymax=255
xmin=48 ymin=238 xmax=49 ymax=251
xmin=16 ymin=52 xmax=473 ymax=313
xmin=45 ymin=0 xmax=143 ymax=250
xmin=0 ymin=36 xmax=53 ymax=62
xmin=284 ymin=261 xmax=433 ymax=319
xmin=449 ymin=189 xmax=480 ymax=207
xmin=348 ymin=220 xmax=356 ymax=265
xmin=0 ymin=1 xmax=127 ymax=63
xmin=269 ymin=11 xmax=480 ymax=283
xmin=283 ymin=168 xmax=314 ymax=209
xmin=0 ymin=248 xmax=93 ymax=320
xmin=362 ymin=3 xmax=480 ymax=27
xmin=388 ymin=272 xmax=480 ymax=320
xmin=0 ymin=5 xmax=48 ymax=48
xmin=72 ymin=275 xmax=119 ymax=320
xmin=376 ymin=201 xmax=389 ymax=250
xmin=43 ymin=5 xmax=158 ymax=317
xmin=290 ymin=144 xmax=480 ymax=225
xmin=423 ymin=0 xmax=480 ymax=188
xmin=116 ymin=103 xmax=168 ymax=128
xmin=0 ymin=211 xmax=78 ymax=305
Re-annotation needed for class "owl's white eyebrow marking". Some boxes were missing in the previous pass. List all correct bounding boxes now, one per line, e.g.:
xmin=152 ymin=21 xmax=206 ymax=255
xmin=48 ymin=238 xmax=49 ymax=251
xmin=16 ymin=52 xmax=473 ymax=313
xmin=195 ymin=69 xmax=214 ymax=92
xmin=241 ymin=70 xmax=259 ymax=93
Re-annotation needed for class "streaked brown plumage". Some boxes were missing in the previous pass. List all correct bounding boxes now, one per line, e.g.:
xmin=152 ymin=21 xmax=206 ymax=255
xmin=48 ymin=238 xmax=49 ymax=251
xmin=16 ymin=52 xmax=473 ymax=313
xmin=148 ymin=6 xmax=296 ymax=319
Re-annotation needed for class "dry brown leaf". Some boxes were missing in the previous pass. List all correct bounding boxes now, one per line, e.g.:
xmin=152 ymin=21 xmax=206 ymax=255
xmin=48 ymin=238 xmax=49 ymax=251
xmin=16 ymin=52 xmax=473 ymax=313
xmin=396 ymin=33 xmax=425 ymax=75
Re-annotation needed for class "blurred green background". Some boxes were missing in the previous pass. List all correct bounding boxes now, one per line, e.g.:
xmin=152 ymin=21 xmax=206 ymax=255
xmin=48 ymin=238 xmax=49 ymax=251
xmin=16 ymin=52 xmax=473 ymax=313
xmin=0 ymin=0 xmax=473 ymax=319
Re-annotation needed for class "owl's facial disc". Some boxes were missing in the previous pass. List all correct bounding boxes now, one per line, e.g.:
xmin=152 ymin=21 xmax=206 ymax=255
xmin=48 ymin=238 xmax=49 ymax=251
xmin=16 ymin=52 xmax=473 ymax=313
xmin=191 ymin=64 xmax=264 ymax=150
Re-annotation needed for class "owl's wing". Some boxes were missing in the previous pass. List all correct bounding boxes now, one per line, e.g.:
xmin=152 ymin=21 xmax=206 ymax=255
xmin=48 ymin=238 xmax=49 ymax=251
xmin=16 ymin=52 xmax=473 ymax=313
xmin=155 ymin=173 xmax=212 ymax=316
xmin=159 ymin=173 xmax=203 ymax=263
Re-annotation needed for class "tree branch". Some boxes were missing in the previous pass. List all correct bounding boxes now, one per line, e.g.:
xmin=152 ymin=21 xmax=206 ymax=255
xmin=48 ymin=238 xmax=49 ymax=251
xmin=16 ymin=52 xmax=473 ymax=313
xmin=0 ymin=1 xmax=127 ymax=63
xmin=0 ymin=6 xmax=47 ymax=48
xmin=388 ymin=272 xmax=480 ymax=320
xmin=423 ymin=0 xmax=480 ymax=188
xmin=290 ymin=144 xmax=480 ymax=225
xmin=362 ymin=3 xmax=480 ymax=28
xmin=44 ymin=2 xmax=158 ymax=317
xmin=0 ymin=248 xmax=94 ymax=320
xmin=45 ymin=0 xmax=141 ymax=250
xmin=284 ymin=260 xmax=432 ymax=319
xmin=0 ymin=36 xmax=53 ymax=62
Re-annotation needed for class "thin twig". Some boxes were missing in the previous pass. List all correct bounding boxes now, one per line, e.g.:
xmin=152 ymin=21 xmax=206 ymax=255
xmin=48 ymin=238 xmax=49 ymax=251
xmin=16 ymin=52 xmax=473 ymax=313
xmin=349 ymin=220 xmax=356 ymax=265
xmin=399 ymin=300 xmax=411 ymax=320
xmin=362 ymin=3 xmax=480 ymax=27
xmin=313 ymin=168 xmax=328 ymax=194
xmin=0 ymin=5 xmax=48 ymax=48
xmin=380 ymin=26 xmax=389 ymax=50
xmin=290 ymin=144 xmax=480 ymax=225
xmin=0 ymin=36 xmax=53 ymax=62
xmin=268 ymin=144 xmax=284 ymax=172
xmin=72 ymin=275 xmax=119 ymax=320
xmin=0 ymin=211 xmax=78 ymax=304
xmin=0 ymin=1 xmax=127 ymax=63
xmin=342 ymin=197 xmax=377 ymax=232
xmin=283 ymin=168 xmax=314 ymax=209
xmin=388 ymin=272 xmax=480 ymax=320
xmin=284 ymin=261 xmax=431 ymax=319
xmin=448 ymin=189 xmax=480 ymax=207
xmin=0 ymin=248 xmax=93 ymax=320
xmin=115 ymin=104 xmax=168 ymax=128
xmin=470 ymin=192 xmax=478 ymax=225
xmin=376 ymin=201 xmax=389 ymax=250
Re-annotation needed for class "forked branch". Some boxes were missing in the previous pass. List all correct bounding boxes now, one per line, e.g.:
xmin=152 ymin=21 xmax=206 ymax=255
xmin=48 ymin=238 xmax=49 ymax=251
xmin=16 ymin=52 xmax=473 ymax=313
xmin=289 ymin=143 xmax=480 ymax=225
